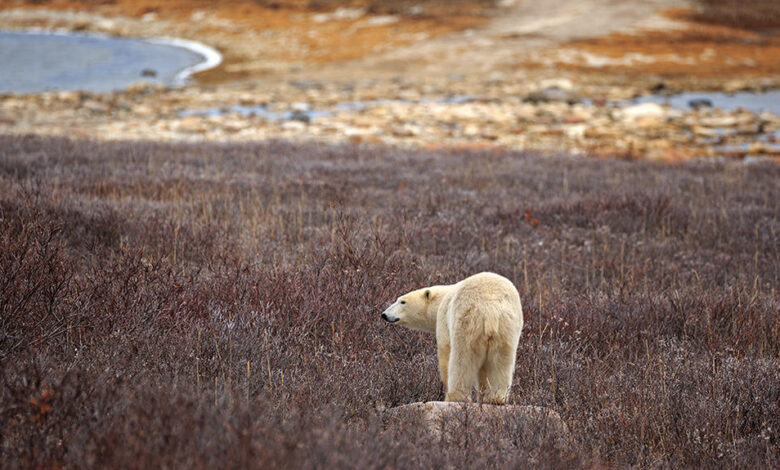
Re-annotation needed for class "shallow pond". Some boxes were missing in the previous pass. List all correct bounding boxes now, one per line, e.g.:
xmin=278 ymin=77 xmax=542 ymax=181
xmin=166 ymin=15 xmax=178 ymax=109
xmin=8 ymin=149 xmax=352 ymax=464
xmin=179 ymin=95 xmax=477 ymax=122
xmin=0 ymin=31 xmax=219 ymax=94
xmin=180 ymin=89 xmax=780 ymax=125
xmin=631 ymin=90 xmax=780 ymax=115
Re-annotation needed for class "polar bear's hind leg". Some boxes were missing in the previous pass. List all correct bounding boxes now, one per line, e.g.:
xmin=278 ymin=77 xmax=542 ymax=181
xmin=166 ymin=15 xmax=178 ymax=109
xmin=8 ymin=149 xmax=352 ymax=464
xmin=479 ymin=338 xmax=515 ymax=404
xmin=445 ymin=338 xmax=485 ymax=402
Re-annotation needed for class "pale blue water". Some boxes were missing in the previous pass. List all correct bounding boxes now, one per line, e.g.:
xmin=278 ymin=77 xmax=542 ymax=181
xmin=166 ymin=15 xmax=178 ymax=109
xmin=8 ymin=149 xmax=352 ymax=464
xmin=631 ymin=90 xmax=780 ymax=115
xmin=178 ymin=95 xmax=476 ymax=122
xmin=0 ymin=31 xmax=205 ymax=94
xmin=181 ymin=90 xmax=780 ymax=124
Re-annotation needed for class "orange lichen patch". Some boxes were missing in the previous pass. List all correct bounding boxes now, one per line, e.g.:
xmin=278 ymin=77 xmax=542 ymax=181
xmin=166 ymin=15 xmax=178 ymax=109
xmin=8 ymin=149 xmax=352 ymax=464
xmin=538 ymin=8 xmax=780 ymax=78
xmin=0 ymin=0 xmax=488 ymax=82
xmin=232 ymin=13 xmax=481 ymax=64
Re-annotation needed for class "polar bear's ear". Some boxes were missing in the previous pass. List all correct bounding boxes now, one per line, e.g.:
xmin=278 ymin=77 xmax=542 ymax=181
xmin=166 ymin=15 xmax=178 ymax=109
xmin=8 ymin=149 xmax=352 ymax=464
xmin=424 ymin=289 xmax=431 ymax=299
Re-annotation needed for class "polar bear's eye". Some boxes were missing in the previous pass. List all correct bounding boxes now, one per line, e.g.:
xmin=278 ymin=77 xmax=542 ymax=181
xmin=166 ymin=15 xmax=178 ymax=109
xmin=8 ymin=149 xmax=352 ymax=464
xmin=400 ymin=300 xmax=406 ymax=305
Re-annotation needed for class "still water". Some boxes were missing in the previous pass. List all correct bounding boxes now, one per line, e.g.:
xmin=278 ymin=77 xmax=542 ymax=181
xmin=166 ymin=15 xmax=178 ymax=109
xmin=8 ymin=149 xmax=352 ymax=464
xmin=0 ymin=31 xmax=214 ymax=94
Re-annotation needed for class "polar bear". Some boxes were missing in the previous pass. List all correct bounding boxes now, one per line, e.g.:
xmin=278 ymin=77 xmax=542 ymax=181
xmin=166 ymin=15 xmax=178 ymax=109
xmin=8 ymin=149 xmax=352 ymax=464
xmin=381 ymin=272 xmax=523 ymax=404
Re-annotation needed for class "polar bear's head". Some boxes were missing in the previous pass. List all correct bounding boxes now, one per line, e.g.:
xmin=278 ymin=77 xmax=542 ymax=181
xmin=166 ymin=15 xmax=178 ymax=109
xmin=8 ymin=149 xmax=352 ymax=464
xmin=381 ymin=287 xmax=433 ymax=330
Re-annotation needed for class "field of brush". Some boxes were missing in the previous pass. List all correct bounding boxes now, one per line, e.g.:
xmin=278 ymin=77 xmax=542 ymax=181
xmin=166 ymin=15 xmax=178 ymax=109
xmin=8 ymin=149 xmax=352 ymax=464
xmin=1 ymin=135 xmax=778 ymax=468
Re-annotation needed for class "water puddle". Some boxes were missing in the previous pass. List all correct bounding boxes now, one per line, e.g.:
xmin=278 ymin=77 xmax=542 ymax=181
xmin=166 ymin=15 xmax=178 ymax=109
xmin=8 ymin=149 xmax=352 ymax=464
xmin=631 ymin=90 xmax=780 ymax=115
xmin=179 ymin=95 xmax=476 ymax=122
xmin=711 ymin=132 xmax=780 ymax=154
xmin=181 ymin=88 xmax=780 ymax=124
xmin=0 ymin=30 xmax=221 ymax=94
xmin=179 ymin=104 xmax=335 ymax=121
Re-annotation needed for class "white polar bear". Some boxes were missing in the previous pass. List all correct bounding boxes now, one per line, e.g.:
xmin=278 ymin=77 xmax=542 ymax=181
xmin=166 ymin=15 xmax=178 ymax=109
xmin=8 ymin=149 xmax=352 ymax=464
xmin=382 ymin=272 xmax=523 ymax=404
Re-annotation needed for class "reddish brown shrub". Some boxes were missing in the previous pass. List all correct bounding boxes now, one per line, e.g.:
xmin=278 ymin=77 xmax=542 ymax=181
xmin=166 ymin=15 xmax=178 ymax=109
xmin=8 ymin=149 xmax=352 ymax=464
xmin=1 ymin=135 xmax=777 ymax=468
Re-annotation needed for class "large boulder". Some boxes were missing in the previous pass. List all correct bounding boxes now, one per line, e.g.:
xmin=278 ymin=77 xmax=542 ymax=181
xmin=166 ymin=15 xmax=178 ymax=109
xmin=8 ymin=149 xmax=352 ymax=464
xmin=619 ymin=102 xmax=666 ymax=121
xmin=383 ymin=401 xmax=569 ymax=444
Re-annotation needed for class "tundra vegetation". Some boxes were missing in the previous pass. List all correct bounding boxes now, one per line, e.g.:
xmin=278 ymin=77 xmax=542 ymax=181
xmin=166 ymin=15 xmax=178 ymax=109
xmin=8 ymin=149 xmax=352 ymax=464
xmin=1 ymin=135 xmax=778 ymax=468
xmin=690 ymin=0 xmax=780 ymax=29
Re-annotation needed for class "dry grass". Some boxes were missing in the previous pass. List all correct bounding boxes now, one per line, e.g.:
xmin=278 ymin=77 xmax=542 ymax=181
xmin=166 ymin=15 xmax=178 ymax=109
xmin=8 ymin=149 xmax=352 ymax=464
xmin=257 ymin=0 xmax=496 ymax=15
xmin=544 ymin=3 xmax=780 ymax=80
xmin=1 ymin=135 xmax=778 ymax=468
xmin=550 ymin=13 xmax=780 ymax=79
xmin=691 ymin=0 xmax=780 ymax=30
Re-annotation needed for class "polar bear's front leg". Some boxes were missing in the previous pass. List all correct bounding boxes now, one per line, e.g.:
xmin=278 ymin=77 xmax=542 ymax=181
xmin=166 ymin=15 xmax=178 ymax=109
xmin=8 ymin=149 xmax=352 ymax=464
xmin=437 ymin=344 xmax=450 ymax=391
xmin=435 ymin=308 xmax=452 ymax=396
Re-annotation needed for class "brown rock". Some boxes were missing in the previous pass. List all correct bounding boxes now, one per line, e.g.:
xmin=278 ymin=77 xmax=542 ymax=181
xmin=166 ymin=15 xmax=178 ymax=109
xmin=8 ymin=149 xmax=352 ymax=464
xmin=82 ymin=100 xmax=110 ymax=113
xmin=748 ymin=142 xmax=780 ymax=156
xmin=691 ymin=126 xmax=717 ymax=138
xmin=723 ymin=79 xmax=750 ymax=93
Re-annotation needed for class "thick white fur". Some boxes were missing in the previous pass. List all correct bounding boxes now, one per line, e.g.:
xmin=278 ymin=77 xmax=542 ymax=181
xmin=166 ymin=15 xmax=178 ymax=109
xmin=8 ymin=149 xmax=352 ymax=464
xmin=382 ymin=272 xmax=523 ymax=403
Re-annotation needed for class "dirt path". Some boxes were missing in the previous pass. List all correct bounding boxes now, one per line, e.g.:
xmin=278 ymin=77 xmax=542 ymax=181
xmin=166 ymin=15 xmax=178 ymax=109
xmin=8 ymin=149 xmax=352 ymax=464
xmin=330 ymin=0 xmax=689 ymax=79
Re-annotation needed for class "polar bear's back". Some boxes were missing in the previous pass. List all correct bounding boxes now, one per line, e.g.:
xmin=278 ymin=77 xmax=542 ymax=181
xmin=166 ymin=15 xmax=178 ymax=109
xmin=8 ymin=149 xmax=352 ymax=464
xmin=447 ymin=272 xmax=523 ymax=341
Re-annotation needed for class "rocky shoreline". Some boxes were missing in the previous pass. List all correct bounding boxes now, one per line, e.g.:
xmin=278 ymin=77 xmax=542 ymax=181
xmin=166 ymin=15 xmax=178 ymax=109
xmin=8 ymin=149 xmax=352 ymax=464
xmin=2 ymin=77 xmax=778 ymax=162
xmin=0 ymin=1 xmax=778 ymax=162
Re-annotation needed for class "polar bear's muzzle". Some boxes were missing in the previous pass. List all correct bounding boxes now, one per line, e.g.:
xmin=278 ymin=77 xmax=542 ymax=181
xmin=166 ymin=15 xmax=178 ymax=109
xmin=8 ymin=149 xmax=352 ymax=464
xmin=381 ymin=310 xmax=400 ymax=324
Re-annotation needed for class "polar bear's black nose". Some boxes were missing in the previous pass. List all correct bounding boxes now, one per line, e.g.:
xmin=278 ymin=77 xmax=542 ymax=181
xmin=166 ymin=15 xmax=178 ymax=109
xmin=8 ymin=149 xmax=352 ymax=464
xmin=381 ymin=312 xmax=389 ymax=321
